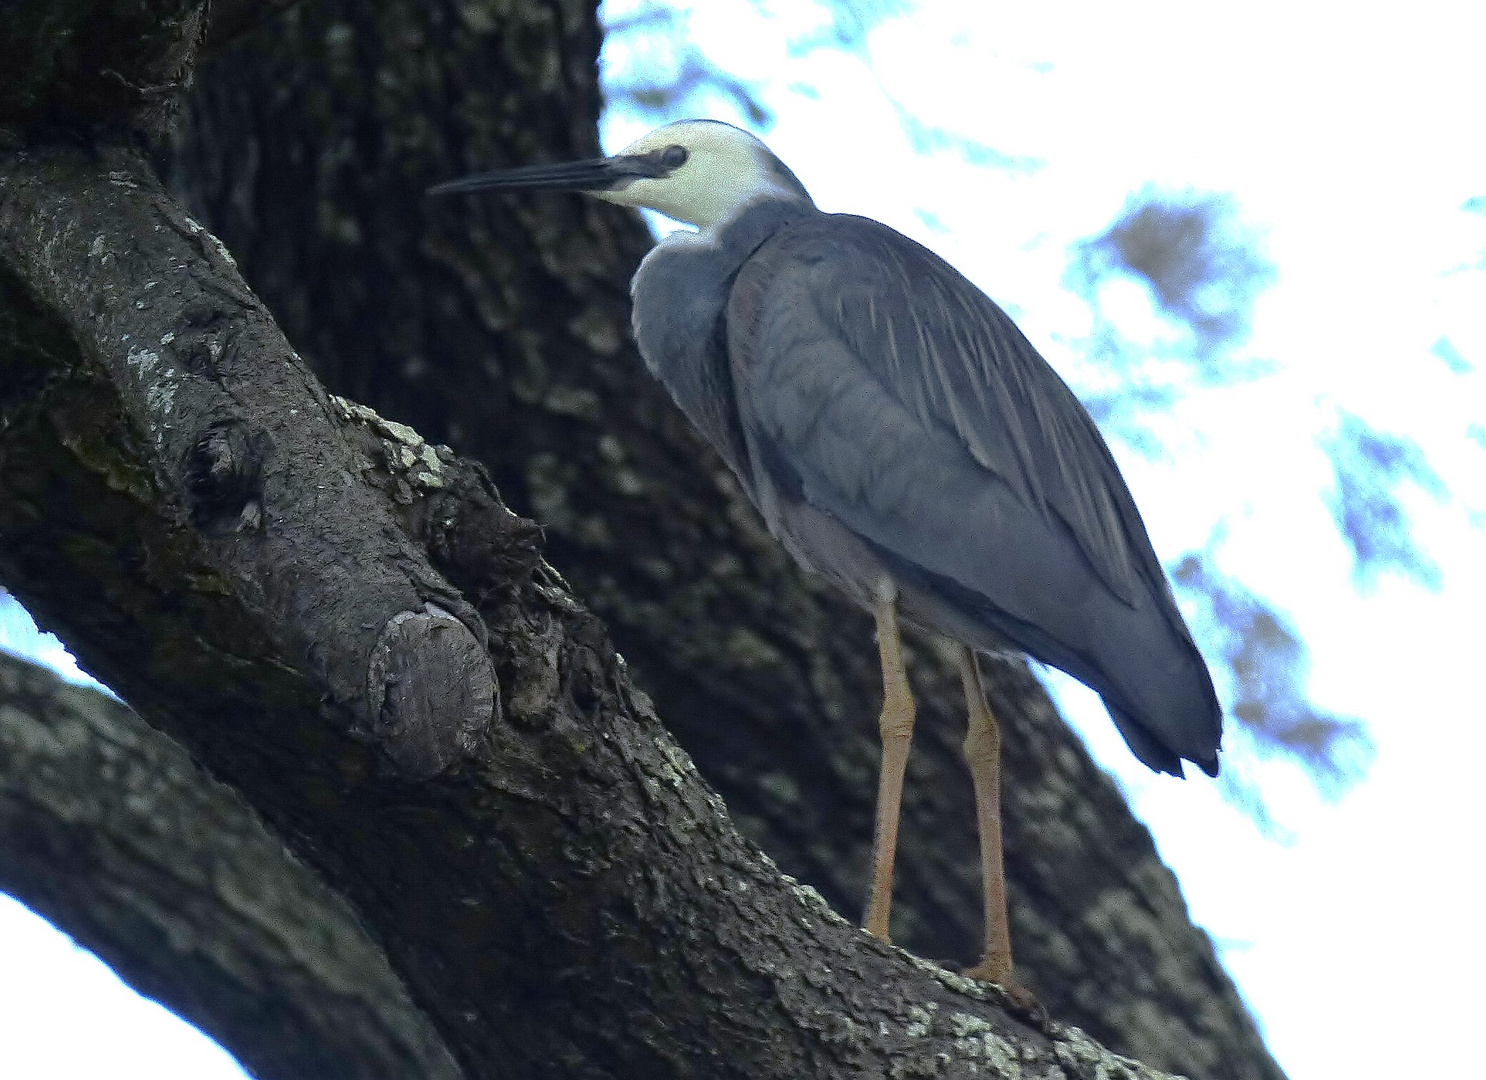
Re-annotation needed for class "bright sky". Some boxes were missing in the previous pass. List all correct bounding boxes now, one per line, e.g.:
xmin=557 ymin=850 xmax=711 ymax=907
xmin=3 ymin=2 xmax=1484 ymax=1078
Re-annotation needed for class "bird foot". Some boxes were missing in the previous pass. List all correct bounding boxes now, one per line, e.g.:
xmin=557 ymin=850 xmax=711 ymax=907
xmin=959 ymin=956 xmax=1012 ymax=985
xmin=959 ymin=962 xmax=1047 ymax=1027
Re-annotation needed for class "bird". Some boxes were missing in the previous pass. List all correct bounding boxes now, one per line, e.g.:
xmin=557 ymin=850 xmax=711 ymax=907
xmin=430 ymin=119 xmax=1223 ymax=987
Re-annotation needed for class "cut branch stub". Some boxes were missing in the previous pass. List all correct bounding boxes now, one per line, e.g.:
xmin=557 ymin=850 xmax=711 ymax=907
xmin=366 ymin=603 xmax=498 ymax=777
xmin=0 ymin=142 xmax=495 ymax=776
xmin=184 ymin=417 xmax=270 ymax=531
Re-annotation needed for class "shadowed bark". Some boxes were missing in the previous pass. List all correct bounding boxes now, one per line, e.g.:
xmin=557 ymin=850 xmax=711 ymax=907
xmin=0 ymin=651 xmax=463 ymax=1080
xmin=0 ymin=2 xmax=1285 ymax=1078
xmin=0 ymin=0 xmax=205 ymax=136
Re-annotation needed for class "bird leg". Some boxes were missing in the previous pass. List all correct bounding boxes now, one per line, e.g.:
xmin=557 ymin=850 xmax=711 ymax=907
xmin=862 ymin=585 xmax=916 ymax=942
xmin=956 ymin=644 xmax=1015 ymax=986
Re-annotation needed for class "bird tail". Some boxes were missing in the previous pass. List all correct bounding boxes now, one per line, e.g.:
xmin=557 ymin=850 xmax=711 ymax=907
xmin=1104 ymin=696 xmax=1220 ymax=778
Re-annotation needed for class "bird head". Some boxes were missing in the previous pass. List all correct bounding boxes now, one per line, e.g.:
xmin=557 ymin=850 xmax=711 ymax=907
xmin=429 ymin=120 xmax=813 ymax=231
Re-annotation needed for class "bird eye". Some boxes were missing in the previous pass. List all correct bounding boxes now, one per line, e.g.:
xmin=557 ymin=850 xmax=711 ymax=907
xmin=660 ymin=145 xmax=688 ymax=169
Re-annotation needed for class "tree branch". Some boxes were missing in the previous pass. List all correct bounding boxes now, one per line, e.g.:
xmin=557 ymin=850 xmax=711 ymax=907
xmin=0 ymin=650 xmax=463 ymax=1080
xmin=0 ymin=140 xmax=497 ymax=779
xmin=0 ymin=137 xmax=1180 ymax=1079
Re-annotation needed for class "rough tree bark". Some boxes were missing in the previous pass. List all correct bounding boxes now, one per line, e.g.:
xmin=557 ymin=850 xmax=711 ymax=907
xmin=0 ymin=130 xmax=1162 ymax=1078
xmin=0 ymin=650 xmax=462 ymax=1080
xmin=0 ymin=2 xmax=1284 ymax=1079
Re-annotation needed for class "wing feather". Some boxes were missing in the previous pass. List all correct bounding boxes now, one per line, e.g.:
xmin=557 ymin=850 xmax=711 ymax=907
xmin=750 ymin=214 xmax=1160 ymax=607
xmin=721 ymin=211 xmax=1221 ymax=774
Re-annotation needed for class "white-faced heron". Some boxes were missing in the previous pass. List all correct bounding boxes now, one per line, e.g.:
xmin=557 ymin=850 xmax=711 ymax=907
xmin=430 ymin=120 xmax=1223 ymax=987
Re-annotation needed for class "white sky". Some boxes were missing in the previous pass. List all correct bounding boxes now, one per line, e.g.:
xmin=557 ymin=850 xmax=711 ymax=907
xmin=3 ymin=2 xmax=1484 ymax=1077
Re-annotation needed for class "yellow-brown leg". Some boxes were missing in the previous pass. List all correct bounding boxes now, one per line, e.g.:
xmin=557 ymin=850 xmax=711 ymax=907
xmin=862 ymin=584 xmax=916 ymax=941
xmin=956 ymin=644 xmax=1015 ymax=985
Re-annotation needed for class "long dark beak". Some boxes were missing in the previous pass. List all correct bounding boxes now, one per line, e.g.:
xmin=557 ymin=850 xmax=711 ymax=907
xmin=427 ymin=154 xmax=664 ymax=197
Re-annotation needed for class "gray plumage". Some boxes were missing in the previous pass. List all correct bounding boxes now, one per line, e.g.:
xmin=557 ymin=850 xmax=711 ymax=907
xmin=634 ymin=197 xmax=1221 ymax=778
xmin=430 ymin=121 xmax=1224 ymax=982
xmin=430 ymin=119 xmax=1222 ymax=780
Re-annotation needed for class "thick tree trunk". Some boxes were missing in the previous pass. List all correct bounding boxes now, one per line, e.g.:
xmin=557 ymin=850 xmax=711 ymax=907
xmin=0 ymin=2 xmax=1284 ymax=1079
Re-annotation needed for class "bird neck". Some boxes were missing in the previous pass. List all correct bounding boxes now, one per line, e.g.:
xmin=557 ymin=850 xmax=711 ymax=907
xmin=697 ymin=195 xmax=816 ymax=247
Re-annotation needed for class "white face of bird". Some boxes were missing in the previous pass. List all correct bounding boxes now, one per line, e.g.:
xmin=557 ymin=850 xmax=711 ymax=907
xmin=428 ymin=119 xmax=812 ymax=232
xmin=597 ymin=121 xmax=813 ymax=230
